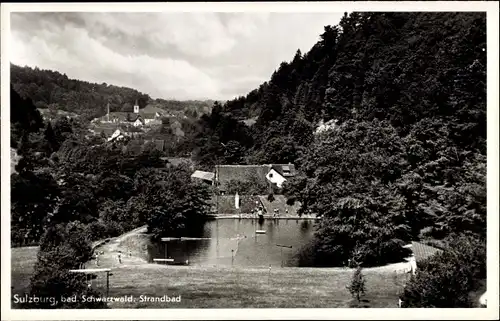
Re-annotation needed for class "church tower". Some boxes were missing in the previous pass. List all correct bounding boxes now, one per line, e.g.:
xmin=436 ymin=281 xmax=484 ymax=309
xmin=106 ymin=102 xmax=110 ymax=122
xmin=133 ymin=100 xmax=139 ymax=113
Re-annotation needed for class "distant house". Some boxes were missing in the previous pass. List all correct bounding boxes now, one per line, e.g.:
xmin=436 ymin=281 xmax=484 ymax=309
xmin=216 ymin=164 xmax=296 ymax=194
xmin=265 ymin=164 xmax=296 ymax=188
xmin=94 ymin=101 xmax=164 ymax=127
xmin=108 ymin=129 xmax=126 ymax=142
xmin=37 ymin=108 xmax=79 ymax=121
xmin=133 ymin=116 xmax=145 ymax=127
xmin=266 ymin=168 xmax=286 ymax=188
xmin=272 ymin=164 xmax=296 ymax=178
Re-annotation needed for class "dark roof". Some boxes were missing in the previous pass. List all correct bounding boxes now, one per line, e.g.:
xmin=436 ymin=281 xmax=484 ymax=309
xmin=94 ymin=127 xmax=118 ymax=137
xmin=142 ymin=105 xmax=166 ymax=114
xmin=271 ymin=164 xmax=296 ymax=177
xmin=138 ymin=112 xmax=157 ymax=119
xmin=216 ymin=164 xmax=296 ymax=190
xmin=217 ymin=165 xmax=271 ymax=191
xmin=410 ymin=241 xmax=443 ymax=262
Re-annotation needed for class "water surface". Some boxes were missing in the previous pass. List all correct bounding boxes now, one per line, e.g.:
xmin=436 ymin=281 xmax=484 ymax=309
xmin=148 ymin=218 xmax=315 ymax=267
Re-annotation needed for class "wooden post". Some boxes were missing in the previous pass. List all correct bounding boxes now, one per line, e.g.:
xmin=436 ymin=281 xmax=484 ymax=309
xmin=106 ymin=271 xmax=110 ymax=297
xmin=231 ymin=249 xmax=234 ymax=267
xmin=165 ymin=241 xmax=168 ymax=265
xmin=216 ymin=220 xmax=219 ymax=266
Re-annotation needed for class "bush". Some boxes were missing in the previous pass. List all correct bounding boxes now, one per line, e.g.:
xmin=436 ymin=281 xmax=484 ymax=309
xmin=26 ymin=222 xmax=107 ymax=308
xmin=347 ymin=266 xmax=366 ymax=304
xmin=400 ymin=234 xmax=486 ymax=307
xmin=84 ymin=221 xmax=104 ymax=241
xmin=84 ymin=220 xmax=127 ymax=241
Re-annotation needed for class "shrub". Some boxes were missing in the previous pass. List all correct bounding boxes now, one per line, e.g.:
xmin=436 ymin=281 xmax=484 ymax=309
xmin=26 ymin=222 xmax=107 ymax=308
xmin=400 ymin=234 xmax=485 ymax=307
xmin=347 ymin=266 xmax=366 ymax=304
xmin=84 ymin=221 xmax=108 ymax=242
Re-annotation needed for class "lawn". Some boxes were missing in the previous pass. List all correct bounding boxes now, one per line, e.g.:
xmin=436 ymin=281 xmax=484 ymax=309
xmin=84 ymin=264 xmax=404 ymax=308
xmin=11 ymin=246 xmax=39 ymax=294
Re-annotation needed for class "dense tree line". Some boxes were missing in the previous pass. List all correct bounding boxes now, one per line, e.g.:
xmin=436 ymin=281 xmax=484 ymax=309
xmin=11 ymin=64 xmax=150 ymax=121
xmin=11 ymin=64 xmax=214 ymax=124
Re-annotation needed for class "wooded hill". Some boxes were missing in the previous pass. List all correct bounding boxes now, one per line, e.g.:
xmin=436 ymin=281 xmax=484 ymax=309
xmin=210 ymin=12 xmax=486 ymax=166
xmin=10 ymin=64 xmax=214 ymax=122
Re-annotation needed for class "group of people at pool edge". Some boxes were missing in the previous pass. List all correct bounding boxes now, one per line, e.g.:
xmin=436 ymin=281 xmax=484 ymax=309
xmin=250 ymin=202 xmax=288 ymax=219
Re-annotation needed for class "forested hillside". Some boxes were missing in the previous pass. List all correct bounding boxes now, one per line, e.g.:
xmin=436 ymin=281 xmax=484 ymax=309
xmin=10 ymin=64 xmax=214 ymax=122
xmin=208 ymin=12 xmax=485 ymax=166
xmin=191 ymin=12 xmax=487 ymax=307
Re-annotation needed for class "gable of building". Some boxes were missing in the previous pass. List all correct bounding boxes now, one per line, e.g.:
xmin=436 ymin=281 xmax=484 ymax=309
xmin=266 ymin=168 xmax=287 ymax=187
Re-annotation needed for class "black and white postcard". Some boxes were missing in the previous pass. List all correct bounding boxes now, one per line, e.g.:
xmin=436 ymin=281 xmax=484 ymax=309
xmin=1 ymin=1 xmax=499 ymax=320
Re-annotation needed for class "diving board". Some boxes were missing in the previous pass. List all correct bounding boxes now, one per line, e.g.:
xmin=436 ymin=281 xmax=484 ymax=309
xmin=180 ymin=237 xmax=212 ymax=240
xmin=161 ymin=237 xmax=181 ymax=241
xmin=161 ymin=237 xmax=245 ymax=241
xmin=68 ymin=268 xmax=111 ymax=273
xmin=153 ymin=258 xmax=175 ymax=262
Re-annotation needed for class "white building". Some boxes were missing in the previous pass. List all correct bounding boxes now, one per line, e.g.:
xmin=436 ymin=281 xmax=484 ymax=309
xmin=266 ymin=168 xmax=287 ymax=188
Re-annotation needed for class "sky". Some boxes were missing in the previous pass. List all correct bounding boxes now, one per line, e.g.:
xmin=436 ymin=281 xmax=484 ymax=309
xmin=9 ymin=12 xmax=343 ymax=101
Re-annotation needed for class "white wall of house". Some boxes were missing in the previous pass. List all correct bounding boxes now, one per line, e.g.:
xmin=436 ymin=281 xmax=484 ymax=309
xmin=266 ymin=169 xmax=286 ymax=188
xmin=144 ymin=118 xmax=158 ymax=125
xmin=133 ymin=119 xmax=143 ymax=127
xmin=108 ymin=129 xmax=122 ymax=141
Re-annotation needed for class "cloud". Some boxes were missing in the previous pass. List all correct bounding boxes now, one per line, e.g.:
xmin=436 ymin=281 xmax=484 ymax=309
xmin=10 ymin=12 xmax=343 ymax=100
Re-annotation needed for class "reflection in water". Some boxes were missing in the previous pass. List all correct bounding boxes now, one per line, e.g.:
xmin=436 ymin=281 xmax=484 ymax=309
xmin=148 ymin=218 xmax=315 ymax=268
